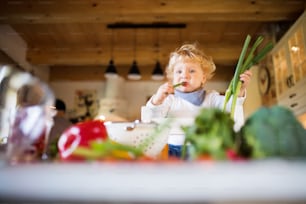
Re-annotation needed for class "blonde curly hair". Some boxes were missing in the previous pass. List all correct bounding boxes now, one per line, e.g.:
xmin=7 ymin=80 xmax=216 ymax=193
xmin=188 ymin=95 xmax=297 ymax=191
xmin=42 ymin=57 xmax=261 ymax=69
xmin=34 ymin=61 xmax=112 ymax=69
xmin=165 ymin=43 xmax=216 ymax=81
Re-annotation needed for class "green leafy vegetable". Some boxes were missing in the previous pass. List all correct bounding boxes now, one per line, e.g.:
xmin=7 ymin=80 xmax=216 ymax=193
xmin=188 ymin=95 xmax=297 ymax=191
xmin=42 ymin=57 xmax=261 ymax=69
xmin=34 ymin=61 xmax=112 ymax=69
xmin=182 ymin=106 xmax=306 ymax=161
xmin=73 ymin=139 xmax=143 ymax=160
xmin=237 ymin=106 xmax=306 ymax=159
xmin=182 ymin=108 xmax=236 ymax=160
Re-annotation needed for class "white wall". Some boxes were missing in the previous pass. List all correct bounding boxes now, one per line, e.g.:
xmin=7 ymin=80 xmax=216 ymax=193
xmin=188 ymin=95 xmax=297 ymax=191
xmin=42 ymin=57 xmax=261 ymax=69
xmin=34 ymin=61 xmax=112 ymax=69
xmin=244 ymin=66 xmax=262 ymax=118
xmin=124 ymin=80 xmax=171 ymax=119
xmin=50 ymin=80 xmax=163 ymax=121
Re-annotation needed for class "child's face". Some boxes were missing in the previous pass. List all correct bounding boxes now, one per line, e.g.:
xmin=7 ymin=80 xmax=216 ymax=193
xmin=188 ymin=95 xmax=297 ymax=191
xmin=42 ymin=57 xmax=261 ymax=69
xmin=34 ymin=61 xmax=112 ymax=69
xmin=172 ymin=59 xmax=206 ymax=93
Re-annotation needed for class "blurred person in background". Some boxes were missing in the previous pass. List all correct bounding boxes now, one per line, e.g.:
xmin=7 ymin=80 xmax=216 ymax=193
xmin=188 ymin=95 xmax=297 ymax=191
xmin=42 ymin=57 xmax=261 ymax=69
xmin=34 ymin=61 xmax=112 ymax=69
xmin=47 ymin=98 xmax=72 ymax=158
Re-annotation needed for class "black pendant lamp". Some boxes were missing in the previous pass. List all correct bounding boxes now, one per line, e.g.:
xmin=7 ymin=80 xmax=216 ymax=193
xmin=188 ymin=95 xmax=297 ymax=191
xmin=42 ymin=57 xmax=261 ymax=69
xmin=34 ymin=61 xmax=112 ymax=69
xmin=151 ymin=61 xmax=164 ymax=80
xmin=128 ymin=60 xmax=141 ymax=80
xmin=151 ymin=29 xmax=164 ymax=80
xmin=128 ymin=29 xmax=141 ymax=80
xmin=104 ymin=29 xmax=118 ymax=78
xmin=104 ymin=59 xmax=118 ymax=78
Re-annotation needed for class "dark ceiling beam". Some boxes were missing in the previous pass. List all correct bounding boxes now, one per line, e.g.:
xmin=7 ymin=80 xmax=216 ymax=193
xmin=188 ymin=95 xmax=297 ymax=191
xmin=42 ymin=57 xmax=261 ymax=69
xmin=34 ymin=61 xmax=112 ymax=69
xmin=107 ymin=23 xmax=186 ymax=29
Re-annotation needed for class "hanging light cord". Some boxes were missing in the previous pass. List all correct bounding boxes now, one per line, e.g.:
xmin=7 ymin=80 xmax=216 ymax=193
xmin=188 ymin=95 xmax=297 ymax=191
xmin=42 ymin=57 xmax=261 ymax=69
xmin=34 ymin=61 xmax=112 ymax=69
xmin=156 ymin=28 xmax=160 ymax=61
xmin=111 ymin=29 xmax=114 ymax=60
xmin=133 ymin=29 xmax=137 ymax=61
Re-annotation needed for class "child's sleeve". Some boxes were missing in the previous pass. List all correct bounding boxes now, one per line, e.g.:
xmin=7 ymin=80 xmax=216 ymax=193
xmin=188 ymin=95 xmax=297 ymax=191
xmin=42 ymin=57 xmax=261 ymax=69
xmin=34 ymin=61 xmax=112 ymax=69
xmin=145 ymin=95 xmax=171 ymax=118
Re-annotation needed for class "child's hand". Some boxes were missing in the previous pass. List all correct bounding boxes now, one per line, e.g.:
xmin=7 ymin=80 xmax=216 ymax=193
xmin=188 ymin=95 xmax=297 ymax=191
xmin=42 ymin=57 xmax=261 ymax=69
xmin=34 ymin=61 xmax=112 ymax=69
xmin=239 ymin=70 xmax=252 ymax=97
xmin=151 ymin=82 xmax=174 ymax=105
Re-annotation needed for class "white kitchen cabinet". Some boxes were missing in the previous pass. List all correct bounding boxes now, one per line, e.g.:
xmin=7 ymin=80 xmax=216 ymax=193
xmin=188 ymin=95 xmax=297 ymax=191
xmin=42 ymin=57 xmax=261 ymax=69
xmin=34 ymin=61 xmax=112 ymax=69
xmin=278 ymin=77 xmax=306 ymax=116
xmin=272 ymin=11 xmax=306 ymax=116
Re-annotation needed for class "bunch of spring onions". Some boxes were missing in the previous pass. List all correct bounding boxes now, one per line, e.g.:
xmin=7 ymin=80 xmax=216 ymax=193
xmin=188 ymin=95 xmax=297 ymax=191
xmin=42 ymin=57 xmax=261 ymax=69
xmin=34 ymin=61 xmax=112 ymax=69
xmin=222 ymin=35 xmax=273 ymax=118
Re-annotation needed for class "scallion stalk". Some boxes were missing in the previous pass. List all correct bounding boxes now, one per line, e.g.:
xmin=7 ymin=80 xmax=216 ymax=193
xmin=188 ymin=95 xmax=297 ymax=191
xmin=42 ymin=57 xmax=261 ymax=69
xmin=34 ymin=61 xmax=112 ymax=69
xmin=222 ymin=35 xmax=273 ymax=118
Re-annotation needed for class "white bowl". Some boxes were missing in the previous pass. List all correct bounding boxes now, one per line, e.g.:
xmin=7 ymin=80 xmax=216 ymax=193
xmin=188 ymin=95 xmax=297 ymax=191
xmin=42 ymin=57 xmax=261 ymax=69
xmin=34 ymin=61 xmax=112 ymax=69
xmin=104 ymin=121 xmax=170 ymax=158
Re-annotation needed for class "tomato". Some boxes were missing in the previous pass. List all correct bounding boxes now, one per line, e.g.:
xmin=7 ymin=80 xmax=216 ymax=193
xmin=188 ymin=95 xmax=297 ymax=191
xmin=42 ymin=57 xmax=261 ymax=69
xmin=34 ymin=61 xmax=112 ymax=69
xmin=226 ymin=148 xmax=246 ymax=161
xmin=58 ymin=120 xmax=108 ymax=161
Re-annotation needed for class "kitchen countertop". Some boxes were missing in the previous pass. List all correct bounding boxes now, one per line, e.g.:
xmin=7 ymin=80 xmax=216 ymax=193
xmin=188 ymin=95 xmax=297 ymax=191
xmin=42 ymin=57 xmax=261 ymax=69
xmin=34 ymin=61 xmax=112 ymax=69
xmin=0 ymin=157 xmax=306 ymax=204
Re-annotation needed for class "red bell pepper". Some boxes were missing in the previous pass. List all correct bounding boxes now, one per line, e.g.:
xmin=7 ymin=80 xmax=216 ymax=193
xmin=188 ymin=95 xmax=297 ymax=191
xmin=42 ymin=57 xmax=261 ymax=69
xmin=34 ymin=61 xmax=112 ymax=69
xmin=58 ymin=120 xmax=108 ymax=161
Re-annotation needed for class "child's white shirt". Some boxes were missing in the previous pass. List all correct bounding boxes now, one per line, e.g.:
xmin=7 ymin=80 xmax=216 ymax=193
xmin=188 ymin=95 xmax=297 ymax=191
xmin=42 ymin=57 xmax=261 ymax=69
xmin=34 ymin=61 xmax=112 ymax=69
xmin=146 ymin=90 xmax=246 ymax=145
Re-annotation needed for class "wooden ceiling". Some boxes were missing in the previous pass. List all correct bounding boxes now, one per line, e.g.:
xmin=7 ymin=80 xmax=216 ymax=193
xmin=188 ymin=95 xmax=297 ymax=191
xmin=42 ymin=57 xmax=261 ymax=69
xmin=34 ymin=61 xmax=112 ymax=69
xmin=0 ymin=0 xmax=305 ymax=81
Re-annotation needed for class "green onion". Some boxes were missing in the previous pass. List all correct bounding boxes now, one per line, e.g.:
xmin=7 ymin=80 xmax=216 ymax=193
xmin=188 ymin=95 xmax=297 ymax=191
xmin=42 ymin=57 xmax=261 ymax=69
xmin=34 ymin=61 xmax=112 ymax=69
xmin=222 ymin=35 xmax=273 ymax=118
xmin=173 ymin=81 xmax=187 ymax=88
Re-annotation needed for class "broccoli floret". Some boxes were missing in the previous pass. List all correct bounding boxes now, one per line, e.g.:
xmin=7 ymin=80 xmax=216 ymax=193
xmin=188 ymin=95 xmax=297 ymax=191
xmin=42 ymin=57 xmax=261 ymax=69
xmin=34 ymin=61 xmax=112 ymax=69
xmin=239 ymin=106 xmax=306 ymax=159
